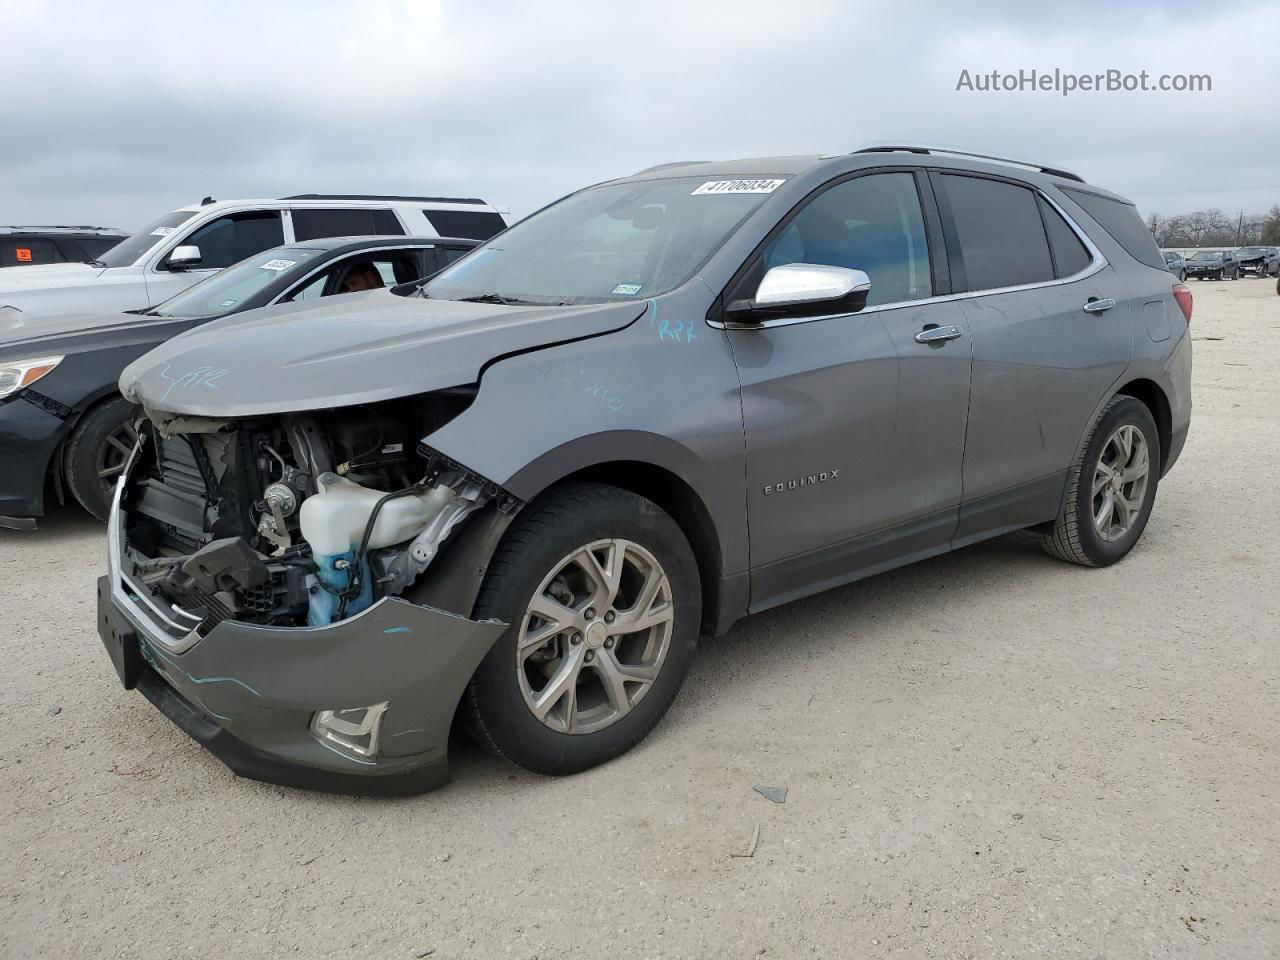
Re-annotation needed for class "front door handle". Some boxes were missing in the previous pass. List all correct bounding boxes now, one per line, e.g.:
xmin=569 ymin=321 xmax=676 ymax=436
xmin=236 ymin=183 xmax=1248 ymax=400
xmin=915 ymin=324 xmax=963 ymax=344
xmin=1083 ymin=297 xmax=1116 ymax=314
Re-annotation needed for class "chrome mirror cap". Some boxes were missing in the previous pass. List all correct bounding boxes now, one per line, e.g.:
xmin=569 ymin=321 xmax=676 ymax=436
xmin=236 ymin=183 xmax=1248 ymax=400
xmin=754 ymin=263 xmax=870 ymax=307
xmin=167 ymin=244 xmax=202 ymax=268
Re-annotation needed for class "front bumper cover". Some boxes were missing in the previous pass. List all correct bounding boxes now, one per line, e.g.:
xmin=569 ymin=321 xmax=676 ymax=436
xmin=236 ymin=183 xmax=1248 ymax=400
xmin=98 ymin=498 xmax=507 ymax=795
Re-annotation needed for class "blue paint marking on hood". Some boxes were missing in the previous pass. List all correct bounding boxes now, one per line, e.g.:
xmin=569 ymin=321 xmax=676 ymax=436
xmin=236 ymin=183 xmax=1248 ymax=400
xmin=119 ymin=292 xmax=648 ymax=417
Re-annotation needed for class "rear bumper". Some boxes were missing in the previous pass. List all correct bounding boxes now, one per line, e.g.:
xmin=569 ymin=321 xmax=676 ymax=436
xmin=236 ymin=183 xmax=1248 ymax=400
xmin=97 ymin=488 xmax=507 ymax=794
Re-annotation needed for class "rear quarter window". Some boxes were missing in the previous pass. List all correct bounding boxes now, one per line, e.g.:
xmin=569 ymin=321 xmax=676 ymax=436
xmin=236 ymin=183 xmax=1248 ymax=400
xmin=423 ymin=210 xmax=506 ymax=241
xmin=1061 ymin=187 xmax=1166 ymax=270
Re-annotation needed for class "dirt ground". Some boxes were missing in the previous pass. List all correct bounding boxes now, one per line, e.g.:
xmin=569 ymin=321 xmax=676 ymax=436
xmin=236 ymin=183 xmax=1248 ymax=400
xmin=2 ymin=279 xmax=1277 ymax=960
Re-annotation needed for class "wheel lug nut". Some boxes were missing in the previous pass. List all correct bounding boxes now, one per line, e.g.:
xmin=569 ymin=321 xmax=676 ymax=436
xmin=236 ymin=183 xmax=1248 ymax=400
xmin=584 ymin=608 xmax=596 ymax=621
xmin=604 ymin=638 xmax=614 ymax=649
xmin=570 ymin=633 xmax=582 ymax=645
xmin=604 ymin=611 xmax=616 ymax=623
xmin=585 ymin=651 xmax=595 ymax=662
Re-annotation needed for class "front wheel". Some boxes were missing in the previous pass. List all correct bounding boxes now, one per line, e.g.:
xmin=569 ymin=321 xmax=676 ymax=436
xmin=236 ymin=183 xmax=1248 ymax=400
xmin=63 ymin=396 xmax=140 ymax=521
xmin=462 ymin=483 xmax=701 ymax=776
xmin=1029 ymin=395 xmax=1160 ymax=568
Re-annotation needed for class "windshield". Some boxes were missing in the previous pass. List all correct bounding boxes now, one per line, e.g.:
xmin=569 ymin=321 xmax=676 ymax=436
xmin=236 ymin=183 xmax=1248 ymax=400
xmin=98 ymin=211 xmax=198 ymax=268
xmin=1190 ymin=251 xmax=1223 ymax=261
xmin=423 ymin=176 xmax=781 ymax=304
xmin=150 ymin=245 xmax=324 ymax=318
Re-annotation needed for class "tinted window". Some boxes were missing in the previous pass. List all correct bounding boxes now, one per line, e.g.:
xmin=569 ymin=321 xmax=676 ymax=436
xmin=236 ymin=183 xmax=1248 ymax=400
xmin=0 ymin=238 xmax=63 ymax=266
xmin=98 ymin=210 xmax=197 ymax=268
xmin=942 ymin=175 xmax=1053 ymax=291
xmin=748 ymin=172 xmax=931 ymax=307
xmin=179 ymin=211 xmax=284 ymax=270
xmin=75 ymin=237 xmax=124 ymax=259
xmin=292 ymin=208 xmax=404 ymax=240
xmin=283 ymin=252 xmax=420 ymax=300
xmin=423 ymin=209 xmax=507 ymax=240
xmin=1061 ymin=187 xmax=1166 ymax=270
xmin=1038 ymin=198 xmax=1092 ymax=278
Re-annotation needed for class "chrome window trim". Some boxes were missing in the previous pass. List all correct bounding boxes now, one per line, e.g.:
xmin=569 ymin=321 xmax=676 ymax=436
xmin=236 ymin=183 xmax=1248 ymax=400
xmin=710 ymin=186 xmax=1108 ymax=331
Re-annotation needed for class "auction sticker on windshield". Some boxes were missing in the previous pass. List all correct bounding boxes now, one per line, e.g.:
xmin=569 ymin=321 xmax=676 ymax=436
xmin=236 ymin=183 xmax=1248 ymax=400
xmin=259 ymin=259 xmax=296 ymax=271
xmin=691 ymin=179 xmax=786 ymax=196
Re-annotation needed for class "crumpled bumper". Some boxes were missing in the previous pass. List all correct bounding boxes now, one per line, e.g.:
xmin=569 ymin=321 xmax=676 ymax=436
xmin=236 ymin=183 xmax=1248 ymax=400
xmin=97 ymin=495 xmax=507 ymax=795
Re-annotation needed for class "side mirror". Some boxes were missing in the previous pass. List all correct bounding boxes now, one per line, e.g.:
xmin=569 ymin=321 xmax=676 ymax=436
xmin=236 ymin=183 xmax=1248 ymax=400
xmin=726 ymin=263 xmax=871 ymax=322
xmin=166 ymin=245 xmax=203 ymax=270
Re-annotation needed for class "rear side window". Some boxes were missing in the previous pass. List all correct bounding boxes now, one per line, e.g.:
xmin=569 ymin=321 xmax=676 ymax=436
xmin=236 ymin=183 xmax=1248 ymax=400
xmin=292 ymin=208 xmax=405 ymax=241
xmin=180 ymin=211 xmax=285 ymax=269
xmin=1038 ymin=198 xmax=1093 ymax=278
xmin=75 ymin=237 xmax=124 ymax=259
xmin=0 ymin=238 xmax=63 ymax=266
xmin=423 ymin=209 xmax=506 ymax=240
xmin=1061 ymin=187 xmax=1165 ymax=270
xmin=941 ymin=174 xmax=1054 ymax=292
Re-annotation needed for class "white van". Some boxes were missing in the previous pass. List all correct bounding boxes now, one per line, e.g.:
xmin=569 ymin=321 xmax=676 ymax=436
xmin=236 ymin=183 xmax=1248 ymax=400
xmin=0 ymin=194 xmax=507 ymax=319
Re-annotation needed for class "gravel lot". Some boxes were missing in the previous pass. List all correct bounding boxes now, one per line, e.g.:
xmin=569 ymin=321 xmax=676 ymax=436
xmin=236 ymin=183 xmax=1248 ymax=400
xmin=3 ymin=279 xmax=1278 ymax=959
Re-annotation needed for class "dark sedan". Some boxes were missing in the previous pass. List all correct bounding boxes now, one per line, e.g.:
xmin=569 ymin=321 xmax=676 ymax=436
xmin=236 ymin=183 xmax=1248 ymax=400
xmin=1183 ymin=249 xmax=1239 ymax=280
xmin=0 ymin=235 xmax=477 ymax=526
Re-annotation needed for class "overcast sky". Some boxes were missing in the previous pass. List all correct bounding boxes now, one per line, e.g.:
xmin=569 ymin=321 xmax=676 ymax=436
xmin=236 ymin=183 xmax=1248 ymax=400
xmin=2 ymin=0 xmax=1276 ymax=232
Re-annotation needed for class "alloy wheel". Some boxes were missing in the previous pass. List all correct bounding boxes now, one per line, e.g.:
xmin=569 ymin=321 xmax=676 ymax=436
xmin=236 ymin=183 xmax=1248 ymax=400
xmin=1092 ymin=424 xmax=1150 ymax=542
xmin=516 ymin=538 xmax=674 ymax=735
xmin=96 ymin=419 xmax=138 ymax=498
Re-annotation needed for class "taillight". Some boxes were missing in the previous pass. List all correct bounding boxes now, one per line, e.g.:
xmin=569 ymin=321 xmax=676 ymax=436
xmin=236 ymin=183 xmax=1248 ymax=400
xmin=1173 ymin=282 xmax=1193 ymax=323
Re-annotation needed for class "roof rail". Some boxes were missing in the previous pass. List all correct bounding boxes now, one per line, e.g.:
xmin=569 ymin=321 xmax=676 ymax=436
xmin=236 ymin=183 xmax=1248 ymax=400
xmin=851 ymin=144 xmax=1085 ymax=183
xmin=279 ymin=193 xmax=486 ymax=205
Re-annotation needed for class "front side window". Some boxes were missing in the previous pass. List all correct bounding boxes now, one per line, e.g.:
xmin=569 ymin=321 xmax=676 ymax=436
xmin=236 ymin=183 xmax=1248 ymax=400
xmin=424 ymin=176 xmax=777 ymax=305
xmin=747 ymin=172 xmax=931 ymax=307
xmin=942 ymin=174 xmax=1054 ymax=292
xmin=283 ymin=251 xmax=423 ymax=301
xmin=177 ymin=211 xmax=285 ymax=270
xmin=97 ymin=211 xmax=196 ymax=268
xmin=150 ymin=246 xmax=324 ymax=317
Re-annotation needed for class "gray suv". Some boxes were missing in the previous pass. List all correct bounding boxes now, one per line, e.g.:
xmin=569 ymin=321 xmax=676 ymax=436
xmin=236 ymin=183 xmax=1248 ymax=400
xmin=97 ymin=146 xmax=1192 ymax=794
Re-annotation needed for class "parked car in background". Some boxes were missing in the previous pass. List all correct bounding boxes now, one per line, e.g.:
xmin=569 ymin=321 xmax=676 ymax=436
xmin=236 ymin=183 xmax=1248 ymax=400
xmin=0 ymin=195 xmax=506 ymax=320
xmin=1236 ymin=245 xmax=1280 ymax=277
xmin=98 ymin=146 xmax=1191 ymax=795
xmin=1183 ymin=249 xmax=1239 ymax=280
xmin=1162 ymin=250 xmax=1187 ymax=281
xmin=0 ymin=235 xmax=478 ymax=527
xmin=1 ymin=226 xmax=126 ymax=268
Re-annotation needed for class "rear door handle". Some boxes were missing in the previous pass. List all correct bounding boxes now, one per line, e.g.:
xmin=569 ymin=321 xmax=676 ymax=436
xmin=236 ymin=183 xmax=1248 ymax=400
xmin=1083 ymin=297 xmax=1116 ymax=314
xmin=915 ymin=324 xmax=963 ymax=344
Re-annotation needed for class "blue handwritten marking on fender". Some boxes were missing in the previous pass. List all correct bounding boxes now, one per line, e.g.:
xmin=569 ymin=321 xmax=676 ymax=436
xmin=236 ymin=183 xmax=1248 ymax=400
xmin=383 ymin=627 xmax=412 ymax=635
xmin=647 ymin=298 xmax=695 ymax=344
xmin=156 ymin=362 xmax=230 ymax=403
xmin=542 ymin=361 xmax=625 ymax=411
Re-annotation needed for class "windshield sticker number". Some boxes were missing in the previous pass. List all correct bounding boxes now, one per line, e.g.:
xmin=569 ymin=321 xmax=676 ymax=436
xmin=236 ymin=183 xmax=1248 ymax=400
xmin=150 ymin=226 xmax=177 ymax=237
xmin=691 ymin=179 xmax=786 ymax=196
xmin=611 ymin=283 xmax=643 ymax=296
xmin=260 ymin=259 xmax=296 ymax=272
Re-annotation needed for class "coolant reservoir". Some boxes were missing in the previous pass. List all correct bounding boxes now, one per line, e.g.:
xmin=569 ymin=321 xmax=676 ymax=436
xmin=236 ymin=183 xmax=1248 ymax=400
xmin=300 ymin=473 xmax=451 ymax=555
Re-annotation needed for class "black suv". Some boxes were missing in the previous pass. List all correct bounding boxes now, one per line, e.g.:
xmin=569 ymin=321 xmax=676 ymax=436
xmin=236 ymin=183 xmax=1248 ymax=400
xmin=0 ymin=226 xmax=127 ymax=267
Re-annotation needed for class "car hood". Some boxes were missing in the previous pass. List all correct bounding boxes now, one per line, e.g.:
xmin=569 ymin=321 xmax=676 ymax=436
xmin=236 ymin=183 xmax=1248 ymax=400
xmin=0 ymin=309 xmax=192 ymax=361
xmin=121 ymin=293 xmax=647 ymax=417
xmin=0 ymin=262 xmax=105 ymax=292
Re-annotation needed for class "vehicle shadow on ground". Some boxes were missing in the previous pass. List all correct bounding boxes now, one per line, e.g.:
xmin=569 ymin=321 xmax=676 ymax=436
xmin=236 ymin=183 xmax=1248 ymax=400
xmin=0 ymin=499 xmax=102 ymax=544
xmin=440 ymin=531 xmax=1073 ymax=799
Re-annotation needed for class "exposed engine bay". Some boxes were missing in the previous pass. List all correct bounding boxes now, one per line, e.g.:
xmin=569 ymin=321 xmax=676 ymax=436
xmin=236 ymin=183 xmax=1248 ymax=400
xmin=121 ymin=391 xmax=518 ymax=631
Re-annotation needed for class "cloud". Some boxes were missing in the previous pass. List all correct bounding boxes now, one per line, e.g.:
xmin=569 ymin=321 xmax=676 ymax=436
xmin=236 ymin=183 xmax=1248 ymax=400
xmin=1 ymin=0 xmax=1275 ymax=230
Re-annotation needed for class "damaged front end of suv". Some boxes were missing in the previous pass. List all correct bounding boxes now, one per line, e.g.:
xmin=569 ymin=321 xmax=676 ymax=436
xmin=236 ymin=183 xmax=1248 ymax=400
xmin=100 ymin=389 xmax=523 ymax=793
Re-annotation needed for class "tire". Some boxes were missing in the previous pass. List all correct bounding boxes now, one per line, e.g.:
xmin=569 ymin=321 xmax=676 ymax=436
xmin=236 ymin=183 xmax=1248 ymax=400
xmin=63 ymin=396 xmax=140 ymax=521
xmin=1028 ymin=395 xmax=1160 ymax=568
xmin=462 ymin=483 xmax=701 ymax=776
xmin=1179 ymin=269 xmax=1186 ymax=282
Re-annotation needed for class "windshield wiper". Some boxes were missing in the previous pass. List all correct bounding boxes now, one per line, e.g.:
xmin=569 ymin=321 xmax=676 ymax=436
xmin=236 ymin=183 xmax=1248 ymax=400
xmin=84 ymin=259 xmax=107 ymax=267
xmin=456 ymin=293 xmax=525 ymax=305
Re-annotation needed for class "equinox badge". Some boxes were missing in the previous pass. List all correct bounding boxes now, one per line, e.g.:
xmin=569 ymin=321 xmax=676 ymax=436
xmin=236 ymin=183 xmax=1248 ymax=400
xmin=764 ymin=469 xmax=840 ymax=496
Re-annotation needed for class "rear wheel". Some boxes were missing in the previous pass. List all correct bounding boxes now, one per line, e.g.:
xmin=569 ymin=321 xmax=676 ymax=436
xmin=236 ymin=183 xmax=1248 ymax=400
xmin=63 ymin=396 xmax=140 ymax=522
xmin=1028 ymin=395 xmax=1160 ymax=568
xmin=463 ymin=483 xmax=700 ymax=776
